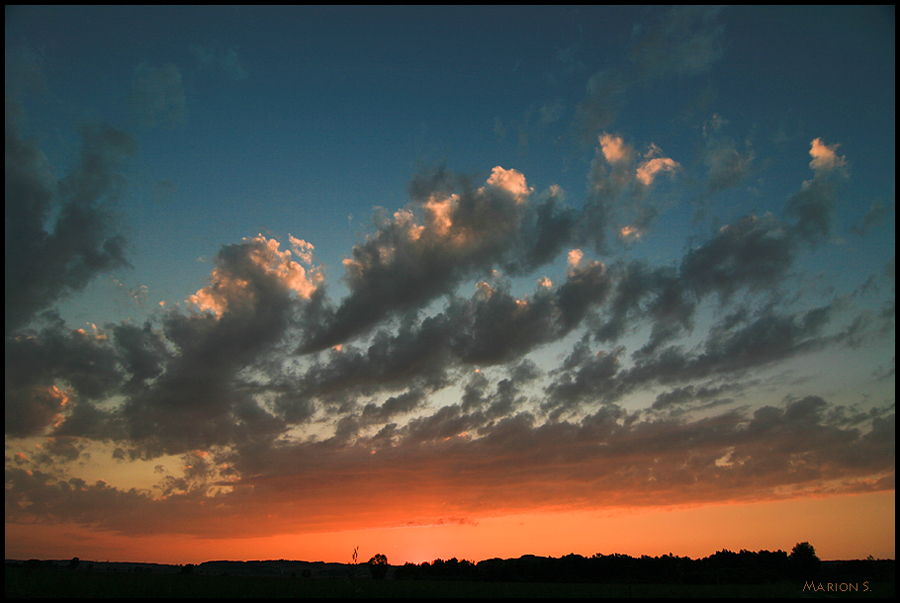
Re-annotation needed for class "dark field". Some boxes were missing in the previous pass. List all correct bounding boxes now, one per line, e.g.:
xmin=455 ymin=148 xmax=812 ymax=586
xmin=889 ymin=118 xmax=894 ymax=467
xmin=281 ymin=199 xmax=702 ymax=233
xmin=5 ymin=567 xmax=894 ymax=598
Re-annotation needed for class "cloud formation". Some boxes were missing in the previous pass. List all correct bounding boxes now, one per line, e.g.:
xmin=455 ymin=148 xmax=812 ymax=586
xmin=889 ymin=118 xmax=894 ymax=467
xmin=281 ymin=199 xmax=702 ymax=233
xmin=5 ymin=120 xmax=893 ymax=537
xmin=299 ymin=166 xmax=543 ymax=352
xmin=4 ymin=8 xmax=893 ymax=550
xmin=5 ymin=104 xmax=136 ymax=334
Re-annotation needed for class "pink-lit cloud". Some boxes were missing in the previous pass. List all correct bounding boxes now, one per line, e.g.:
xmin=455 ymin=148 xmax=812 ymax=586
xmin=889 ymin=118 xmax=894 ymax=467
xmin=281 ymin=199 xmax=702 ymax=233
xmin=808 ymin=137 xmax=848 ymax=174
xmin=188 ymin=234 xmax=320 ymax=317
xmin=636 ymin=145 xmax=681 ymax=186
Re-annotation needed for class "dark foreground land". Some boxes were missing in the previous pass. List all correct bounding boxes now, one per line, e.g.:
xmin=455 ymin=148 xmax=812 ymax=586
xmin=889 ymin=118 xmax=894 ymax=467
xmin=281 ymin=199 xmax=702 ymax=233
xmin=5 ymin=566 xmax=894 ymax=598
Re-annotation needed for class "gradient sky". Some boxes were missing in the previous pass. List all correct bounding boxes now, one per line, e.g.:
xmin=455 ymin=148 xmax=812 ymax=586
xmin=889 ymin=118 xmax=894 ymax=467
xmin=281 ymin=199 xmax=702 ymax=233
xmin=5 ymin=6 xmax=895 ymax=565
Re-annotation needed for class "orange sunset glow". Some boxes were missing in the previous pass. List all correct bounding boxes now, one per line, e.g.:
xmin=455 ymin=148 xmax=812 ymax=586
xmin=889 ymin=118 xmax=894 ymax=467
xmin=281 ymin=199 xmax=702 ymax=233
xmin=5 ymin=493 xmax=894 ymax=565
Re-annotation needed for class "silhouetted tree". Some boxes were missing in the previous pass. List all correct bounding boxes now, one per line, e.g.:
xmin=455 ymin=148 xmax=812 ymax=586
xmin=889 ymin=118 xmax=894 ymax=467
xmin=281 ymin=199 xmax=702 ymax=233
xmin=68 ymin=557 xmax=80 ymax=571
xmin=789 ymin=542 xmax=821 ymax=579
xmin=368 ymin=553 xmax=389 ymax=580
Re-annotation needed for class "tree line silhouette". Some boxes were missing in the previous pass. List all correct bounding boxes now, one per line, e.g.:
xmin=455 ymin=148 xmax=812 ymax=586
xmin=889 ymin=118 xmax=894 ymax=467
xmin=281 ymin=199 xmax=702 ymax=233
xmin=8 ymin=542 xmax=893 ymax=587
xmin=394 ymin=543 xmax=894 ymax=585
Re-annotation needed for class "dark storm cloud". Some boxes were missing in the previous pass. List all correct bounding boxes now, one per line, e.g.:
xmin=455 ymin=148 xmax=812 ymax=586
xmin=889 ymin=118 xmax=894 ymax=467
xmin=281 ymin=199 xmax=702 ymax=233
xmin=5 ymin=105 xmax=136 ymax=335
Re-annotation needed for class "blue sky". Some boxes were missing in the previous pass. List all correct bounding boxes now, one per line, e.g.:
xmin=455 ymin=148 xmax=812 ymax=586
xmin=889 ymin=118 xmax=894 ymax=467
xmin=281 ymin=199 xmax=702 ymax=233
xmin=5 ymin=6 xmax=895 ymax=563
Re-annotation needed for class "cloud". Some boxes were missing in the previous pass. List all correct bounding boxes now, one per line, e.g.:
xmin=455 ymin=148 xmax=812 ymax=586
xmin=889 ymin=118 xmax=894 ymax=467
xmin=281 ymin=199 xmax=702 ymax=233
xmin=280 ymin=260 xmax=611 ymax=423
xmin=850 ymin=199 xmax=891 ymax=236
xmin=6 ymin=132 xmax=887 ymax=511
xmin=651 ymin=382 xmax=744 ymax=412
xmin=808 ymin=137 xmax=848 ymax=174
xmin=573 ymin=7 xmax=726 ymax=143
xmin=581 ymin=134 xmax=682 ymax=253
xmin=6 ymin=396 xmax=891 ymax=538
xmin=4 ymin=10 xmax=892 ymax=547
xmin=629 ymin=6 xmax=726 ymax=81
xmin=681 ymin=213 xmax=794 ymax=301
xmin=537 ymin=96 xmax=566 ymax=125
xmin=508 ymin=188 xmax=581 ymax=273
xmin=699 ymin=114 xmax=755 ymax=195
xmin=187 ymin=234 xmax=320 ymax=317
xmin=574 ymin=70 xmax=628 ymax=143
xmin=288 ymin=235 xmax=316 ymax=265
xmin=5 ymin=105 xmax=136 ymax=334
xmin=785 ymin=138 xmax=850 ymax=243
xmin=635 ymin=144 xmax=681 ymax=186
xmin=7 ymin=234 xmax=323 ymax=457
xmin=445 ymin=263 xmax=610 ymax=365
xmin=598 ymin=133 xmax=631 ymax=165
xmin=5 ymin=165 xmax=893 ymax=542
xmin=5 ymin=315 xmax=123 ymax=437
xmin=299 ymin=166 xmax=538 ymax=352
xmin=112 ymin=236 xmax=321 ymax=455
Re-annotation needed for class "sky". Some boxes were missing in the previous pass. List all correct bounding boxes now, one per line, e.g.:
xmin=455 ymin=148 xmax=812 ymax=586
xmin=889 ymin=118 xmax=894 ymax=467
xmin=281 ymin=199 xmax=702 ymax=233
xmin=5 ymin=6 xmax=895 ymax=565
